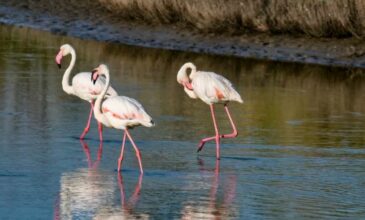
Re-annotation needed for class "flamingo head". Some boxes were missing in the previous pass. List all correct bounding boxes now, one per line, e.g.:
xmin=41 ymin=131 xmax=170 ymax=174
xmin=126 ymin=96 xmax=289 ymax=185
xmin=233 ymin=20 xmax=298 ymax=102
xmin=91 ymin=64 xmax=108 ymax=85
xmin=55 ymin=44 xmax=73 ymax=69
xmin=177 ymin=62 xmax=196 ymax=90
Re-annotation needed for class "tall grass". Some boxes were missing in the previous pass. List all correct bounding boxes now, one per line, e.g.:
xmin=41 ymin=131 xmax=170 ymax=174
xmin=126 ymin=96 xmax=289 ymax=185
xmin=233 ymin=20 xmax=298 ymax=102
xmin=98 ymin=0 xmax=365 ymax=37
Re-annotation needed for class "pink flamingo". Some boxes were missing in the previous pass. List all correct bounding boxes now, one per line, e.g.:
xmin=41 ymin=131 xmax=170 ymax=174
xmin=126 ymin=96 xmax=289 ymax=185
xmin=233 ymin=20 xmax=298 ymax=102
xmin=91 ymin=64 xmax=154 ymax=173
xmin=177 ymin=62 xmax=243 ymax=159
xmin=55 ymin=44 xmax=118 ymax=141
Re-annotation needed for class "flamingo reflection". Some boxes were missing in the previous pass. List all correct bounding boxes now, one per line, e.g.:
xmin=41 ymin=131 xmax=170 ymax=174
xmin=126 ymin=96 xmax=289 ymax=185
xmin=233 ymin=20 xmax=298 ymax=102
xmin=53 ymin=141 xmax=114 ymax=220
xmin=181 ymin=159 xmax=237 ymax=219
xmin=118 ymin=173 xmax=143 ymax=215
xmin=80 ymin=140 xmax=103 ymax=169
xmin=93 ymin=173 xmax=146 ymax=219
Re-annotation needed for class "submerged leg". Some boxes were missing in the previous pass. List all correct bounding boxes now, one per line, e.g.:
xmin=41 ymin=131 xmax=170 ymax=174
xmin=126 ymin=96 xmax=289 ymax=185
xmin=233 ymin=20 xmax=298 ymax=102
xmin=80 ymin=101 xmax=94 ymax=140
xmin=93 ymin=141 xmax=103 ymax=169
xmin=118 ymin=132 xmax=127 ymax=172
xmin=97 ymin=141 xmax=103 ymax=161
xmin=125 ymin=129 xmax=144 ymax=174
xmin=98 ymin=121 xmax=103 ymax=142
xmin=80 ymin=140 xmax=92 ymax=168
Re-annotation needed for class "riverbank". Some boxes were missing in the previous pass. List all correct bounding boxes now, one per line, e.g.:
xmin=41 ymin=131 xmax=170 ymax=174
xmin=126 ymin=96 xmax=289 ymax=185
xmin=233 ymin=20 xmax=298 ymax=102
xmin=1 ymin=1 xmax=365 ymax=68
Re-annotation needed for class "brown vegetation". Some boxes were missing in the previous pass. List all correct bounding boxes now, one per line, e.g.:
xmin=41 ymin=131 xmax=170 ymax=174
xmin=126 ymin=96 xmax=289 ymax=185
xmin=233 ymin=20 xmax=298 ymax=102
xmin=98 ymin=0 xmax=365 ymax=37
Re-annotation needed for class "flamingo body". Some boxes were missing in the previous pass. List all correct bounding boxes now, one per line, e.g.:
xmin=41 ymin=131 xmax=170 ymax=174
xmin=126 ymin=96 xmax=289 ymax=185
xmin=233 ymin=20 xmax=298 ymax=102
xmin=177 ymin=62 xmax=242 ymax=159
xmin=92 ymin=64 xmax=154 ymax=173
xmin=55 ymin=44 xmax=117 ymax=140
xmin=101 ymin=96 xmax=154 ymax=129
xmin=190 ymin=71 xmax=243 ymax=105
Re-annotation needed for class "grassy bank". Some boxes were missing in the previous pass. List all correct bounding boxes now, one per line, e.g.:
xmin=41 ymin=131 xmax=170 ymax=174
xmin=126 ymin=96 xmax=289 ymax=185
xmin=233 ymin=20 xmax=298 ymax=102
xmin=98 ymin=0 xmax=365 ymax=38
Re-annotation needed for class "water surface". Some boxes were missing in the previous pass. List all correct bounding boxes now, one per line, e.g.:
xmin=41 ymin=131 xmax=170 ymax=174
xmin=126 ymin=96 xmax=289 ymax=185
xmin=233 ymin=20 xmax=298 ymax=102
xmin=0 ymin=25 xmax=364 ymax=219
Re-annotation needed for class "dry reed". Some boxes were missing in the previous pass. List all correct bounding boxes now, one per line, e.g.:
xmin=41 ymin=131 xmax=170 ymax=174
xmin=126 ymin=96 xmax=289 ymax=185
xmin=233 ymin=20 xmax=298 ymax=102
xmin=98 ymin=0 xmax=365 ymax=37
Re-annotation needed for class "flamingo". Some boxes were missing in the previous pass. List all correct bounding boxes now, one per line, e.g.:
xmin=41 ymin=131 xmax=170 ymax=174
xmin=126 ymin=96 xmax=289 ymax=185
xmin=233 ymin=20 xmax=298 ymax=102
xmin=177 ymin=62 xmax=243 ymax=159
xmin=55 ymin=44 xmax=118 ymax=141
xmin=91 ymin=64 xmax=154 ymax=173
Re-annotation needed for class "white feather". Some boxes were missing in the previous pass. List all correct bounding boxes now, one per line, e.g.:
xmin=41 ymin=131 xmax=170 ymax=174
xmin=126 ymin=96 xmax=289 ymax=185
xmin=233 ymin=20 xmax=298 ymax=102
xmin=101 ymin=96 xmax=154 ymax=129
xmin=191 ymin=71 xmax=243 ymax=104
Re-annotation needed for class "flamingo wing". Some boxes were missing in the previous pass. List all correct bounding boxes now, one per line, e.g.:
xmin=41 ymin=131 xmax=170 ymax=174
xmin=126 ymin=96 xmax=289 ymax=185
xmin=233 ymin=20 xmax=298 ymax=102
xmin=191 ymin=71 xmax=234 ymax=103
xmin=102 ymin=96 xmax=153 ymax=128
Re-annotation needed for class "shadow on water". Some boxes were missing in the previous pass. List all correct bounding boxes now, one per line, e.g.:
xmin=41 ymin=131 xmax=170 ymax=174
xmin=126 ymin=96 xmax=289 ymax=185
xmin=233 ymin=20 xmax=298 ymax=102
xmin=71 ymin=135 xmax=122 ymax=144
xmin=198 ymin=154 xmax=258 ymax=161
xmin=0 ymin=25 xmax=365 ymax=219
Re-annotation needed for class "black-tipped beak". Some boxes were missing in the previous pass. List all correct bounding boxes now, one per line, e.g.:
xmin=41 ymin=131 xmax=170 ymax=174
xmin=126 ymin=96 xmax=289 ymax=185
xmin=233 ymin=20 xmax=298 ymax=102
xmin=91 ymin=69 xmax=98 ymax=85
xmin=57 ymin=63 xmax=61 ymax=69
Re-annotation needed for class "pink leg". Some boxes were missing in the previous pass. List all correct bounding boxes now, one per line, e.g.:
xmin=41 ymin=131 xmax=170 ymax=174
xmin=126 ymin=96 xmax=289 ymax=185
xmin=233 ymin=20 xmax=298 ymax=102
xmin=198 ymin=104 xmax=221 ymax=159
xmin=211 ymin=105 xmax=221 ymax=159
xmin=125 ymin=129 xmax=144 ymax=174
xmin=80 ymin=101 xmax=94 ymax=140
xmin=118 ymin=132 xmax=127 ymax=172
xmin=197 ymin=136 xmax=216 ymax=152
xmin=198 ymin=104 xmax=219 ymax=152
xmin=221 ymin=104 xmax=238 ymax=138
xmin=197 ymin=104 xmax=238 ymax=152
xmin=98 ymin=121 xmax=103 ymax=142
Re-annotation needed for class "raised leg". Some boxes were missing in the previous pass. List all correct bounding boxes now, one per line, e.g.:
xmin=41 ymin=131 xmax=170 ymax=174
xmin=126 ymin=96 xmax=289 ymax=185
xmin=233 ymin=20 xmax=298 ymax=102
xmin=221 ymin=104 xmax=238 ymax=138
xmin=197 ymin=136 xmax=216 ymax=152
xmin=125 ymin=129 xmax=144 ymax=174
xmin=197 ymin=104 xmax=238 ymax=153
xmin=118 ymin=132 xmax=127 ymax=172
xmin=80 ymin=101 xmax=94 ymax=140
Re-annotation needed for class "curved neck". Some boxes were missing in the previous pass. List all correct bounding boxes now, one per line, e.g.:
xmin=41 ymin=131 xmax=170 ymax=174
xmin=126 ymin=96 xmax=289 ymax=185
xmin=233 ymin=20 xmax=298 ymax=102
xmin=94 ymin=70 xmax=110 ymax=125
xmin=62 ymin=49 xmax=76 ymax=94
xmin=177 ymin=63 xmax=197 ymax=83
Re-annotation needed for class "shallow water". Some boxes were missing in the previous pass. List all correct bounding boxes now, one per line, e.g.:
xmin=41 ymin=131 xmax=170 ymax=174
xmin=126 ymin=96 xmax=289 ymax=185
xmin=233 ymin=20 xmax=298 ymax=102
xmin=0 ymin=25 xmax=364 ymax=219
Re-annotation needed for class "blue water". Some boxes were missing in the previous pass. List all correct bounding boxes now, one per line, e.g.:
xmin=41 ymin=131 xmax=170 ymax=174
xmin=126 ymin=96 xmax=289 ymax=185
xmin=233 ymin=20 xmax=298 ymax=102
xmin=0 ymin=25 xmax=364 ymax=219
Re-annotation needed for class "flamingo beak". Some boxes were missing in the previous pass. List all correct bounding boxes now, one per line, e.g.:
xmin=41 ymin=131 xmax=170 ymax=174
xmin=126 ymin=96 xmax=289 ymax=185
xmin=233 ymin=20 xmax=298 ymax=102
xmin=91 ymin=69 xmax=99 ymax=85
xmin=184 ymin=82 xmax=194 ymax=91
xmin=55 ymin=50 xmax=63 ymax=69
